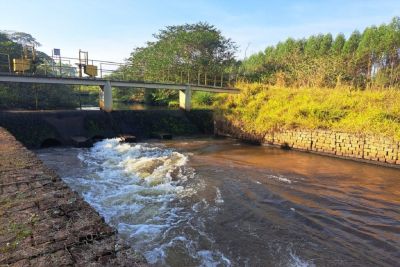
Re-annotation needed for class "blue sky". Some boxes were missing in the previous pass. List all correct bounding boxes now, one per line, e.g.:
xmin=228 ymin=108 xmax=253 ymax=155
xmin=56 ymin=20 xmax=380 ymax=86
xmin=1 ymin=0 xmax=399 ymax=62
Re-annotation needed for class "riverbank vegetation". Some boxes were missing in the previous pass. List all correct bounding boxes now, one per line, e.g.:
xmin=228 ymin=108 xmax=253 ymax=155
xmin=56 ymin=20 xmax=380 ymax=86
xmin=240 ymin=17 xmax=400 ymax=89
xmin=215 ymin=83 xmax=400 ymax=139
xmin=214 ymin=17 xmax=400 ymax=140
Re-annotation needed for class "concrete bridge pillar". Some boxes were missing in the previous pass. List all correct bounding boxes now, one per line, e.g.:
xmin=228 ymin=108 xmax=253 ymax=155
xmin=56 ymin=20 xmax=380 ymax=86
xmin=144 ymin=88 xmax=154 ymax=104
xmin=179 ymin=86 xmax=192 ymax=111
xmin=99 ymin=81 xmax=113 ymax=112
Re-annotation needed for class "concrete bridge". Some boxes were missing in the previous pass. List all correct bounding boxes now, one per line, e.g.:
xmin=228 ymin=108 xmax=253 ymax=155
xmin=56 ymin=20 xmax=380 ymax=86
xmin=0 ymin=74 xmax=239 ymax=111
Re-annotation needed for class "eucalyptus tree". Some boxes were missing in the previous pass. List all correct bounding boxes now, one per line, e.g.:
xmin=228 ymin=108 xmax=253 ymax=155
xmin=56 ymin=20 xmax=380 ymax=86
xmin=239 ymin=16 xmax=400 ymax=89
xmin=331 ymin=33 xmax=346 ymax=55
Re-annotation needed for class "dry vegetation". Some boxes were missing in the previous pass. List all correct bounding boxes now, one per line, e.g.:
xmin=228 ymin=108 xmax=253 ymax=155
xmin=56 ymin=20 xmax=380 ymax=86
xmin=215 ymin=82 xmax=400 ymax=140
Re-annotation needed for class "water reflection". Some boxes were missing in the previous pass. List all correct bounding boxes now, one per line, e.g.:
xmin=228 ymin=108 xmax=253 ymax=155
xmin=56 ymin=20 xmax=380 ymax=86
xmin=78 ymin=102 xmax=177 ymax=111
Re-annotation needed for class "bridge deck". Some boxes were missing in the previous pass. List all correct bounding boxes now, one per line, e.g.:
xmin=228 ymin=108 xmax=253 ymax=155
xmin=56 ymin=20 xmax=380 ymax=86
xmin=0 ymin=73 xmax=239 ymax=93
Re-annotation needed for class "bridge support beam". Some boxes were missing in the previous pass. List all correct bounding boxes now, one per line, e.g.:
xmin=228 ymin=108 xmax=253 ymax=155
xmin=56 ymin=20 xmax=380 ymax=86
xmin=179 ymin=86 xmax=192 ymax=111
xmin=144 ymin=88 xmax=154 ymax=104
xmin=99 ymin=81 xmax=113 ymax=112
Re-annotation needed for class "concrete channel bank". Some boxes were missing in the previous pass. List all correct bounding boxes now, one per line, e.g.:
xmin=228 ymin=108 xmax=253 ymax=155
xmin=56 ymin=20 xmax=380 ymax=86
xmin=215 ymin=118 xmax=400 ymax=168
xmin=0 ymin=127 xmax=147 ymax=266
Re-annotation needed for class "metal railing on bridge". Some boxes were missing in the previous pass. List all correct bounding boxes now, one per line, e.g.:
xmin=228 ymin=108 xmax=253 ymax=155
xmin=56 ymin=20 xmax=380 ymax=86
xmin=0 ymin=54 xmax=241 ymax=88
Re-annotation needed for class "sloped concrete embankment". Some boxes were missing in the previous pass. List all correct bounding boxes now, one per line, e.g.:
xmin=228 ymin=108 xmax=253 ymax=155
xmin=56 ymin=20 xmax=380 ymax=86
xmin=0 ymin=127 xmax=147 ymax=266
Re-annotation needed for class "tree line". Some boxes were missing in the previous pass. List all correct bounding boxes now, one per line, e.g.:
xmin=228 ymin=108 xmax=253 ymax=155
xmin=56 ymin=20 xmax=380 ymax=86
xmin=0 ymin=31 xmax=81 ymax=109
xmin=240 ymin=17 xmax=400 ymax=89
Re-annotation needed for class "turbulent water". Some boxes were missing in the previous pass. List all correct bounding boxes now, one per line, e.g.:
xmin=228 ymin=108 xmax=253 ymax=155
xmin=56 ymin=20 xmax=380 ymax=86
xmin=36 ymin=138 xmax=400 ymax=267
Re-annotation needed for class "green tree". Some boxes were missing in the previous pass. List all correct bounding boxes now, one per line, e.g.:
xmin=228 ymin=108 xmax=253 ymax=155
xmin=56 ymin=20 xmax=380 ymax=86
xmin=320 ymin=33 xmax=333 ymax=55
xmin=120 ymin=22 xmax=237 ymax=104
xmin=0 ymin=31 xmax=78 ymax=109
xmin=357 ymin=26 xmax=380 ymax=84
xmin=331 ymin=33 xmax=346 ymax=55
xmin=240 ymin=17 xmax=400 ymax=89
xmin=343 ymin=30 xmax=361 ymax=56
xmin=8 ymin=32 xmax=41 ymax=47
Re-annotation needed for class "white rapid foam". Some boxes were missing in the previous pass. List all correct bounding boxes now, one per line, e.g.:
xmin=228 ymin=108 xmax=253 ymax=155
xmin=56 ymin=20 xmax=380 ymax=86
xmin=61 ymin=138 xmax=230 ymax=266
xmin=289 ymin=251 xmax=316 ymax=267
xmin=267 ymin=174 xmax=293 ymax=184
xmin=215 ymin=187 xmax=224 ymax=204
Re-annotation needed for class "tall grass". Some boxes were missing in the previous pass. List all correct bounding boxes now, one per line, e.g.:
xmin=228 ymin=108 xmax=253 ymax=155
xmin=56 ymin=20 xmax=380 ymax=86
xmin=215 ymin=82 xmax=400 ymax=140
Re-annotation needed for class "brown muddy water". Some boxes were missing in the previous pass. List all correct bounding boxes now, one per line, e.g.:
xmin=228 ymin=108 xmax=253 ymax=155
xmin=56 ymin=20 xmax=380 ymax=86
xmin=36 ymin=138 xmax=400 ymax=267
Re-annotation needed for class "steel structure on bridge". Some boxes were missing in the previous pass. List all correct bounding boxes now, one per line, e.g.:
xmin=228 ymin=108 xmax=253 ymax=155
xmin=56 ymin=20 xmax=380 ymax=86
xmin=0 ymin=49 xmax=241 ymax=87
xmin=0 ymin=49 xmax=240 ymax=111
xmin=0 ymin=73 xmax=239 ymax=112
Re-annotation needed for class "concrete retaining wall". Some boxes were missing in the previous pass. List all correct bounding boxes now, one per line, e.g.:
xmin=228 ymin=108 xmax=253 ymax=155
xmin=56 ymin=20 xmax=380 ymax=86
xmin=266 ymin=129 xmax=400 ymax=165
xmin=0 ymin=110 xmax=213 ymax=148
xmin=215 ymin=119 xmax=400 ymax=167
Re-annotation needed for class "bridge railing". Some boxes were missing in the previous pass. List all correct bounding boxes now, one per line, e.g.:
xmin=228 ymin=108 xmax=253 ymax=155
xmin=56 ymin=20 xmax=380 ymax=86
xmin=0 ymin=55 xmax=242 ymax=88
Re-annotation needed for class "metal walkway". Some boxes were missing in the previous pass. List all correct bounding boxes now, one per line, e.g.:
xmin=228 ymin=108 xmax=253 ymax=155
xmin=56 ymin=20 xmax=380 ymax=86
xmin=0 ymin=73 xmax=240 ymax=93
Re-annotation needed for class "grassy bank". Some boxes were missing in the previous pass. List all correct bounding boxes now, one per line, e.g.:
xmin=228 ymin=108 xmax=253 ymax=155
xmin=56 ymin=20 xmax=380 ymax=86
xmin=215 ymin=82 xmax=400 ymax=140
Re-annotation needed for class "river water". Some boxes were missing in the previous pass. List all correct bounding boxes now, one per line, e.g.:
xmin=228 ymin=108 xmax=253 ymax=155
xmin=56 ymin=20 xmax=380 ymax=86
xmin=36 ymin=138 xmax=400 ymax=267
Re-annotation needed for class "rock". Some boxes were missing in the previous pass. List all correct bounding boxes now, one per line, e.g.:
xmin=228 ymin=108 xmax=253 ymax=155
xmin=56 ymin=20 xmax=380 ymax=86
xmin=119 ymin=135 xmax=137 ymax=143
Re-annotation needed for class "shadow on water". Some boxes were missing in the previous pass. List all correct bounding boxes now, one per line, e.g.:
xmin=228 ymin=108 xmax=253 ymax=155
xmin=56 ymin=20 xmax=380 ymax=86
xmin=40 ymin=138 xmax=62 ymax=148
xmin=78 ymin=102 xmax=177 ymax=111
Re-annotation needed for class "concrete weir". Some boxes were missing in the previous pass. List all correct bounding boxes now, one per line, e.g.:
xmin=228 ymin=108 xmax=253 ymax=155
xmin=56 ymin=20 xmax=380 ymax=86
xmin=0 ymin=109 xmax=214 ymax=149
xmin=0 ymin=127 xmax=147 ymax=266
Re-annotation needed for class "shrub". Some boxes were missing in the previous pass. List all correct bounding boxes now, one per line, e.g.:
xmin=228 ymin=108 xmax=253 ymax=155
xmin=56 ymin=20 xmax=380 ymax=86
xmin=168 ymin=100 xmax=179 ymax=108
xmin=193 ymin=92 xmax=215 ymax=106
